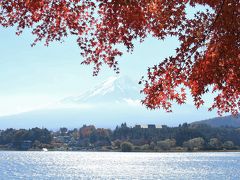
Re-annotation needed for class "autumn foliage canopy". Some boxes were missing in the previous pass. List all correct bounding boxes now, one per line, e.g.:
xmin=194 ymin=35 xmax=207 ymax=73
xmin=0 ymin=0 xmax=239 ymax=115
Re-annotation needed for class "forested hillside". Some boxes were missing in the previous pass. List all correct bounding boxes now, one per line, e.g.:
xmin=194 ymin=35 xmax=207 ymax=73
xmin=1 ymin=123 xmax=240 ymax=152
xmin=193 ymin=115 xmax=240 ymax=128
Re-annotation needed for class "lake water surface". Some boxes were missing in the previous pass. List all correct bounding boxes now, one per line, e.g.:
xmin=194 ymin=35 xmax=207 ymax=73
xmin=0 ymin=151 xmax=240 ymax=179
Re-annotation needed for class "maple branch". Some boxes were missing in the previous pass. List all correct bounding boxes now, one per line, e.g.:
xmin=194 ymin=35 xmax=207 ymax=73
xmin=179 ymin=0 xmax=226 ymax=69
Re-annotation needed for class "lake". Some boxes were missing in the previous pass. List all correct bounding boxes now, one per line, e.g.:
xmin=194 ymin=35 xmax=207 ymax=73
xmin=0 ymin=151 xmax=240 ymax=179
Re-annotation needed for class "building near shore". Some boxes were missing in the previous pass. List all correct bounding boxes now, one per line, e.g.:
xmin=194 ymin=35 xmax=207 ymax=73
xmin=135 ymin=124 xmax=163 ymax=129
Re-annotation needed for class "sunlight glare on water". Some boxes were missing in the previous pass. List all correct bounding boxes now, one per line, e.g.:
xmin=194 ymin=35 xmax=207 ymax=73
xmin=0 ymin=152 xmax=240 ymax=179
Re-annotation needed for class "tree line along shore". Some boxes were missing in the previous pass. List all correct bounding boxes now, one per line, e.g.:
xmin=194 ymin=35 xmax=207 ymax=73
xmin=0 ymin=123 xmax=240 ymax=152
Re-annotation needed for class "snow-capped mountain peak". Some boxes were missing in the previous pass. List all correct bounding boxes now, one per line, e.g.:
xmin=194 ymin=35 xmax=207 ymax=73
xmin=62 ymin=76 xmax=142 ymax=104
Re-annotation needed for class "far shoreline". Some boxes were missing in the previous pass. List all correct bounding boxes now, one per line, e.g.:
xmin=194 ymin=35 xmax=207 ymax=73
xmin=1 ymin=149 xmax=240 ymax=153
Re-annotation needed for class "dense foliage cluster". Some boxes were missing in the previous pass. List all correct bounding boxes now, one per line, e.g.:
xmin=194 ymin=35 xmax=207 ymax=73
xmin=0 ymin=123 xmax=240 ymax=151
xmin=0 ymin=127 xmax=52 ymax=149
xmin=113 ymin=123 xmax=240 ymax=150
xmin=0 ymin=0 xmax=239 ymax=114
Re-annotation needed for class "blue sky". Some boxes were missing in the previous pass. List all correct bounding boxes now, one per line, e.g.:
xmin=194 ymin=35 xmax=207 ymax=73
xmin=0 ymin=25 xmax=182 ymax=115
xmin=0 ymin=26 xmax=179 ymax=94
xmin=0 ymin=4 xmax=219 ymax=120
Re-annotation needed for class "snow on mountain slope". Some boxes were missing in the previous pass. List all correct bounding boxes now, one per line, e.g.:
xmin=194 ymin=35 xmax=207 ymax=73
xmin=62 ymin=76 xmax=142 ymax=104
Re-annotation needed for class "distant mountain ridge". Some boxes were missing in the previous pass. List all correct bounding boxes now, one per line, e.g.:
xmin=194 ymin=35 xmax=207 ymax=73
xmin=192 ymin=114 xmax=240 ymax=128
xmin=0 ymin=75 xmax=219 ymax=129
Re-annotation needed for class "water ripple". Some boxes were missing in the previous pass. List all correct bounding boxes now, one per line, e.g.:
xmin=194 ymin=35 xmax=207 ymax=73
xmin=0 ymin=152 xmax=239 ymax=179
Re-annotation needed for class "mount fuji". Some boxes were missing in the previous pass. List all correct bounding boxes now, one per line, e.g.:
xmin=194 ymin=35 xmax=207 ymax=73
xmin=0 ymin=76 xmax=217 ymax=129
xmin=62 ymin=76 xmax=142 ymax=104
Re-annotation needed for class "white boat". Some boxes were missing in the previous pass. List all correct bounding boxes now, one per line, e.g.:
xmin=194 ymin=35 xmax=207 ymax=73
xmin=42 ymin=148 xmax=48 ymax=152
